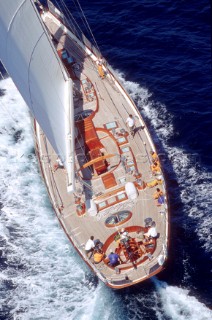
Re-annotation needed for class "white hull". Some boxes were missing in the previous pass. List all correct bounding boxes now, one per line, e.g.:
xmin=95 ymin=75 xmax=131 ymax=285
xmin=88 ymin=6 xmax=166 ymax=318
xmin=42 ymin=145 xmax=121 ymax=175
xmin=34 ymin=5 xmax=169 ymax=289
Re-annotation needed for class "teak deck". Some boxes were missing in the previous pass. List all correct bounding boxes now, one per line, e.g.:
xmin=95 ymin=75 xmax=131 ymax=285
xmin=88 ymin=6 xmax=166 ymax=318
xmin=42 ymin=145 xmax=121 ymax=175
xmin=34 ymin=8 xmax=169 ymax=289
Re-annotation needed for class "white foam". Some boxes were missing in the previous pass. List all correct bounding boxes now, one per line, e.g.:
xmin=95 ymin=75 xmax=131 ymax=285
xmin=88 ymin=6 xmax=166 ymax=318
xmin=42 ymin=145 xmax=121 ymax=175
xmin=152 ymin=278 xmax=212 ymax=320
xmin=0 ymin=78 xmax=98 ymax=319
xmin=119 ymin=73 xmax=212 ymax=253
xmin=1 ymin=77 xmax=211 ymax=319
xmin=116 ymin=70 xmax=174 ymax=140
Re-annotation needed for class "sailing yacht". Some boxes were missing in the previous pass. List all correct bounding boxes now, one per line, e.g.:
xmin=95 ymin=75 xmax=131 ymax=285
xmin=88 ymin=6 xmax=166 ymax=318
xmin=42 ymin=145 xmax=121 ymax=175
xmin=0 ymin=0 xmax=169 ymax=288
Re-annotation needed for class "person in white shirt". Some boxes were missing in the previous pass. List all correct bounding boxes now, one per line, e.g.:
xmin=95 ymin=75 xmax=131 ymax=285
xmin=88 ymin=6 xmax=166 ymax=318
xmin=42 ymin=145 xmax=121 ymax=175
xmin=85 ymin=236 xmax=95 ymax=258
xmin=144 ymin=221 xmax=158 ymax=238
xmin=120 ymin=228 xmax=129 ymax=241
xmin=126 ymin=114 xmax=135 ymax=136
xmin=53 ymin=157 xmax=64 ymax=172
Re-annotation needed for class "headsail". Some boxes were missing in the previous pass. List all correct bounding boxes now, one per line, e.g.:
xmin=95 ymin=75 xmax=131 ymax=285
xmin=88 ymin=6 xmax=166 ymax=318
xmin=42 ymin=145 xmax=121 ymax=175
xmin=0 ymin=0 xmax=75 ymax=192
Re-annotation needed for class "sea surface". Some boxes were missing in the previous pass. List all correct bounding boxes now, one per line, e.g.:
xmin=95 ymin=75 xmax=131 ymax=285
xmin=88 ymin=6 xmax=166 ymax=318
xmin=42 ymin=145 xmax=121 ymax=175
xmin=0 ymin=0 xmax=211 ymax=319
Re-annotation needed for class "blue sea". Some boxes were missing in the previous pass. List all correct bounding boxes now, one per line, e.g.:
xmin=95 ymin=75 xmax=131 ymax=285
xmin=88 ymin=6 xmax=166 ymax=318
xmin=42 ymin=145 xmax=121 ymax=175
xmin=0 ymin=0 xmax=211 ymax=319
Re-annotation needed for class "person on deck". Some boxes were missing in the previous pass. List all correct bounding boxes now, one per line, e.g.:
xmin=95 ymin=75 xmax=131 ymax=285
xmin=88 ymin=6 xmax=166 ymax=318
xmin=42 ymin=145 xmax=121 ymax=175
xmin=108 ymin=250 xmax=120 ymax=267
xmin=146 ymin=177 xmax=162 ymax=188
xmin=97 ymin=59 xmax=105 ymax=79
xmin=94 ymin=238 xmax=103 ymax=250
xmin=85 ymin=236 xmax=95 ymax=258
xmin=150 ymin=151 xmax=158 ymax=162
xmin=120 ymin=228 xmax=129 ymax=240
xmin=153 ymin=188 xmax=165 ymax=206
xmin=153 ymin=188 xmax=163 ymax=199
xmin=150 ymin=160 xmax=161 ymax=175
xmin=144 ymin=221 xmax=158 ymax=239
xmin=126 ymin=114 xmax=135 ymax=137
xmin=93 ymin=249 xmax=104 ymax=264
xmin=53 ymin=157 xmax=64 ymax=172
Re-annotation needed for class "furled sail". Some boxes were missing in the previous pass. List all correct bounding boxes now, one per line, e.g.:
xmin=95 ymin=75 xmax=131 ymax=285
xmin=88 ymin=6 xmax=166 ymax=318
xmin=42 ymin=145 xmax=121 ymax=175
xmin=0 ymin=0 xmax=75 ymax=192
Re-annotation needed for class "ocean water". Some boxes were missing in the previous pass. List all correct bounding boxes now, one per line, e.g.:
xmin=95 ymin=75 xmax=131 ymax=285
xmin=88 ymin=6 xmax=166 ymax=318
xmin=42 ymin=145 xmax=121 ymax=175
xmin=0 ymin=1 xmax=211 ymax=319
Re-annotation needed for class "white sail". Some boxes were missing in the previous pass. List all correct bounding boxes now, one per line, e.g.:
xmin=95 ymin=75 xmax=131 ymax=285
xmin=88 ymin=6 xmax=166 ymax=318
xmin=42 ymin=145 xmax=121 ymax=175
xmin=0 ymin=0 xmax=75 ymax=192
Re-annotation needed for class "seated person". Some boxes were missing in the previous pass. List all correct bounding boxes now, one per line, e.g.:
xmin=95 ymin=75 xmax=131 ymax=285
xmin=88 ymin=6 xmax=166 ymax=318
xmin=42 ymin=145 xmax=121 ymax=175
xmin=93 ymin=249 xmax=104 ymax=264
xmin=120 ymin=229 xmax=129 ymax=241
xmin=85 ymin=236 xmax=95 ymax=258
xmin=144 ymin=221 xmax=157 ymax=239
xmin=108 ymin=250 xmax=120 ymax=267
xmin=150 ymin=151 xmax=158 ymax=162
xmin=153 ymin=188 xmax=165 ymax=206
xmin=146 ymin=178 xmax=162 ymax=188
xmin=94 ymin=239 xmax=103 ymax=250
xmin=157 ymin=194 xmax=165 ymax=206
xmin=97 ymin=60 xmax=105 ymax=79
xmin=153 ymin=188 xmax=163 ymax=199
xmin=53 ymin=157 xmax=64 ymax=172
xmin=115 ymin=228 xmax=129 ymax=243
xmin=150 ymin=160 xmax=161 ymax=175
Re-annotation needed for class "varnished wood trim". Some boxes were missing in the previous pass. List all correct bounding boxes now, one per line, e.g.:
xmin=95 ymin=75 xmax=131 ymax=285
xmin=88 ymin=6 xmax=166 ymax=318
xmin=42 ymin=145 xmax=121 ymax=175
xmin=94 ymin=186 xmax=125 ymax=201
xmin=97 ymin=192 xmax=128 ymax=211
xmin=105 ymin=211 xmax=132 ymax=228
xmin=80 ymin=154 xmax=115 ymax=169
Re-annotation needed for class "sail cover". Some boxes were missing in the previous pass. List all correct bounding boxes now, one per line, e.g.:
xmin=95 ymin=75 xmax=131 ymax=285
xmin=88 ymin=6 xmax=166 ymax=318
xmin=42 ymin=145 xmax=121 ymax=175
xmin=0 ymin=0 xmax=75 ymax=192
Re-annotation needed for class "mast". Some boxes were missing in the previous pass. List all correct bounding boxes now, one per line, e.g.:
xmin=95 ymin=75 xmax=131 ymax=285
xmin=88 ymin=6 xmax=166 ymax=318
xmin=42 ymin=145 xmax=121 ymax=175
xmin=0 ymin=0 xmax=75 ymax=192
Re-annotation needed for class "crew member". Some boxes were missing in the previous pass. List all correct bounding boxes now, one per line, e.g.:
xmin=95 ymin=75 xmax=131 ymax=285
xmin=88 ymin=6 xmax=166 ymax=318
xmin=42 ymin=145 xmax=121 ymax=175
xmin=85 ymin=236 xmax=95 ymax=258
xmin=150 ymin=151 xmax=158 ymax=162
xmin=126 ymin=114 xmax=135 ymax=137
xmin=153 ymin=188 xmax=165 ymax=206
xmin=93 ymin=249 xmax=104 ymax=264
xmin=153 ymin=188 xmax=163 ymax=199
xmin=108 ymin=250 xmax=120 ymax=267
xmin=144 ymin=221 xmax=158 ymax=239
xmin=53 ymin=157 xmax=64 ymax=172
xmin=97 ymin=59 xmax=105 ymax=79
xmin=120 ymin=228 xmax=129 ymax=240
xmin=146 ymin=177 xmax=162 ymax=188
xmin=150 ymin=160 xmax=161 ymax=175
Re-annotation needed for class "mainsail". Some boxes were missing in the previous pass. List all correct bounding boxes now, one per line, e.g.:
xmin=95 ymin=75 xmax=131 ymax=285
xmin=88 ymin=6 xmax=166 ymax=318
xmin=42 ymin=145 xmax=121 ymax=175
xmin=0 ymin=0 xmax=75 ymax=192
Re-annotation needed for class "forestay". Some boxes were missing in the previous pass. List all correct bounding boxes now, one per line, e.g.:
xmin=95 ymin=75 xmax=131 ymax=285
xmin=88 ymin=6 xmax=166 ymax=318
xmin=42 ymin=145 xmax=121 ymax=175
xmin=0 ymin=0 xmax=75 ymax=192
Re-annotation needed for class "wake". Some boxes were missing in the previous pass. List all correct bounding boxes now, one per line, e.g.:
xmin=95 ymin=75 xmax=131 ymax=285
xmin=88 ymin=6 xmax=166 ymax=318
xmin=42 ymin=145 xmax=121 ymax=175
xmin=0 ymin=77 xmax=211 ymax=319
